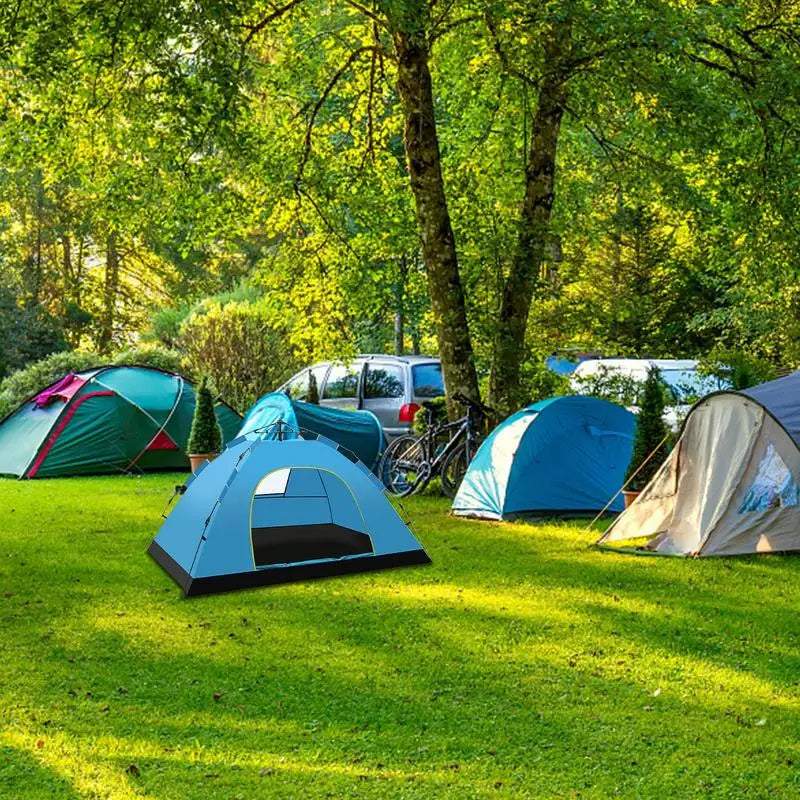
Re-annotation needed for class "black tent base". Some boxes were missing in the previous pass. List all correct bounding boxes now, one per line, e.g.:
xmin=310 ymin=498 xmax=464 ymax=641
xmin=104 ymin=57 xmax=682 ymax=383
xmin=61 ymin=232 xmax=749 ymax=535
xmin=147 ymin=540 xmax=431 ymax=597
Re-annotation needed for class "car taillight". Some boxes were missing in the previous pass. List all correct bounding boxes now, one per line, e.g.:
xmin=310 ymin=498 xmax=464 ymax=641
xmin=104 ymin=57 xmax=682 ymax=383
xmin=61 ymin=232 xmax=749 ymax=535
xmin=398 ymin=403 xmax=421 ymax=423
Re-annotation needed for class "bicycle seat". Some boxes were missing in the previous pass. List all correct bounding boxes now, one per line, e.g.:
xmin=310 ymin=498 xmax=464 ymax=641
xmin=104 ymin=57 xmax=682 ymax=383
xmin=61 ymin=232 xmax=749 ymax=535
xmin=421 ymin=401 xmax=439 ymax=410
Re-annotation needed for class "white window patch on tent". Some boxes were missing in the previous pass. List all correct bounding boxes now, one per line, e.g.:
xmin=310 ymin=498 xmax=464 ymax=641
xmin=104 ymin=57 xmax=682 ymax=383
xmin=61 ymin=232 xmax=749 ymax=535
xmin=255 ymin=468 xmax=291 ymax=496
xmin=738 ymin=443 xmax=800 ymax=513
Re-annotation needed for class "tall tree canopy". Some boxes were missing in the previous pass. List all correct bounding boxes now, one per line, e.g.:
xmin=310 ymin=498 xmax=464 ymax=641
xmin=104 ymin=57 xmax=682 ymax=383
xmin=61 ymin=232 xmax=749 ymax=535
xmin=0 ymin=0 xmax=798 ymax=405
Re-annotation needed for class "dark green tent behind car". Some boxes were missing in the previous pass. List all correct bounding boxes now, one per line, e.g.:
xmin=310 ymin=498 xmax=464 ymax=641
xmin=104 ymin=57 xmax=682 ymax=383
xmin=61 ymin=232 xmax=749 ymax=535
xmin=0 ymin=365 xmax=241 ymax=478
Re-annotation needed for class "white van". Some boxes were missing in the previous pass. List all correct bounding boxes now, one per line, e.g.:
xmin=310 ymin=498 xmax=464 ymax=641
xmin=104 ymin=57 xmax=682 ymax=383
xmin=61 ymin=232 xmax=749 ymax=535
xmin=571 ymin=358 xmax=728 ymax=429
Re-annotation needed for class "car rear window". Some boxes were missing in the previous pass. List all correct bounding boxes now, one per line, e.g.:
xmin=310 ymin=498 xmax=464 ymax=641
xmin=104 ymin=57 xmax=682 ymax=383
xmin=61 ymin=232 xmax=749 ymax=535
xmin=412 ymin=363 xmax=444 ymax=398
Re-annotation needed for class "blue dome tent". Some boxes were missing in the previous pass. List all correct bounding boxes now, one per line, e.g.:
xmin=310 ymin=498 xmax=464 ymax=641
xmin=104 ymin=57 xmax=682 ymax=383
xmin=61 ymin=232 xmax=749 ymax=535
xmin=149 ymin=432 xmax=429 ymax=595
xmin=452 ymin=396 xmax=636 ymax=520
xmin=238 ymin=392 xmax=385 ymax=471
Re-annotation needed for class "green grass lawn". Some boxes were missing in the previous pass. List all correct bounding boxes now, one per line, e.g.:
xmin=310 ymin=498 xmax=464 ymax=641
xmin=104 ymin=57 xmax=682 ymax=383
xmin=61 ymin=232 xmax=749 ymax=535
xmin=1 ymin=475 xmax=799 ymax=799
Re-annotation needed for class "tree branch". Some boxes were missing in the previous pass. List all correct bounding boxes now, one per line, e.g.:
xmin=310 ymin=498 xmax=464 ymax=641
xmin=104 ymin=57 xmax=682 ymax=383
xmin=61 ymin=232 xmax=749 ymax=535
xmin=294 ymin=45 xmax=376 ymax=186
xmin=242 ymin=0 xmax=307 ymax=46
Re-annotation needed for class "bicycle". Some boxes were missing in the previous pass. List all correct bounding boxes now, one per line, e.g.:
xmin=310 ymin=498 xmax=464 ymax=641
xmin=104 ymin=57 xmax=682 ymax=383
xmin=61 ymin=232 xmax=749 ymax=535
xmin=378 ymin=393 xmax=493 ymax=498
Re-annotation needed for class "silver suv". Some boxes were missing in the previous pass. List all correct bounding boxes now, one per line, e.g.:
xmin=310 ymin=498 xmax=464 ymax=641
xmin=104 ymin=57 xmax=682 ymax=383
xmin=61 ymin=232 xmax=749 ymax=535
xmin=278 ymin=354 xmax=445 ymax=438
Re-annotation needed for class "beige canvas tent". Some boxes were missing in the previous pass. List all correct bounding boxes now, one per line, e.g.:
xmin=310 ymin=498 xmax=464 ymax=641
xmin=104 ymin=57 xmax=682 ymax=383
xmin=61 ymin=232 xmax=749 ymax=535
xmin=598 ymin=372 xmax=800 ymax=557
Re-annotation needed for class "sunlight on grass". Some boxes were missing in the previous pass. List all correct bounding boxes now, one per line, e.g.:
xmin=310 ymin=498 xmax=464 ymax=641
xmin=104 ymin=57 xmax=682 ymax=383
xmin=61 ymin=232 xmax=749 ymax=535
xmin=3 ymin=476 xmax=800 ymax=798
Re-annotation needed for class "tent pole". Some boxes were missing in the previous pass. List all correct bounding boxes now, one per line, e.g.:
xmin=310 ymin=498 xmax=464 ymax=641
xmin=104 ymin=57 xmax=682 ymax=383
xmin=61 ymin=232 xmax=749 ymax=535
xmin=585 ymin=432 xmax=672 ymax=535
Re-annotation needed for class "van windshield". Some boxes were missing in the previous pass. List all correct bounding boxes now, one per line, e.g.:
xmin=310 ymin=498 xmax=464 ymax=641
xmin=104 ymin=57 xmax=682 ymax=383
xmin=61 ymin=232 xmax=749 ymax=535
xmin=412 ymin=363 xmax=445 ymax=398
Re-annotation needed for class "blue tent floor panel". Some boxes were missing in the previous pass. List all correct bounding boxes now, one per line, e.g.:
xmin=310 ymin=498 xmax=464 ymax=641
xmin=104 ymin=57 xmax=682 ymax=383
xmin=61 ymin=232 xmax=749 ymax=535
xmin=148 ymin=540 xmax=431 ymax=597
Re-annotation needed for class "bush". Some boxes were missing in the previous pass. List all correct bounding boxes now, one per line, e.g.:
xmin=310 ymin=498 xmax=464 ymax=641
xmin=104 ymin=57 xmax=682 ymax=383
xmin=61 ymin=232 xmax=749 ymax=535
xmin=412 ymin=396 xmax=447 ymax=435
xmin=625 ymin=366 xmax=669 ymax=490
xmin=572 ymin=365 xmax=643 ymax=407
xmin=0 ymin=289 xmax=67 ymax=379
xmin=187 ymin=376 xmax=222 ymax=455
xmin=144 ymin=306 xmax=191 ymax=349
xmin=179 ymin=300 xmax=298 ymax=414
xmin=518 ymin=360 xmax=571 ymax=405
xmin=112 ymin=345 xmax=184 ymax=375
xmin=0 ymin=345 xmax=185 ymax=419
xmin=697 ymin=348 xmax=777 ymax=391
xmin=0 ymin=351 xmax=100 ymax=418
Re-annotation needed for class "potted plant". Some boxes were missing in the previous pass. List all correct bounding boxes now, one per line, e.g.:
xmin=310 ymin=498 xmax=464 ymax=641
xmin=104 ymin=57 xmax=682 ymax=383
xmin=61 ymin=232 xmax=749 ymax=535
xmin=187 ymin=375 xmax=223 ymax=472
xmin=623 ymin=365 xmax=669 ymax=507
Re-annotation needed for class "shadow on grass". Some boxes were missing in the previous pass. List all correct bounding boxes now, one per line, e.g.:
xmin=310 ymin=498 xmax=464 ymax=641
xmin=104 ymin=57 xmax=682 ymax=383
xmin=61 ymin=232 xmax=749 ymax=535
xmin=0 ymin=744 xmax=84 ymax=800
xmin=3 ymin=482 xmax=800 ymax=797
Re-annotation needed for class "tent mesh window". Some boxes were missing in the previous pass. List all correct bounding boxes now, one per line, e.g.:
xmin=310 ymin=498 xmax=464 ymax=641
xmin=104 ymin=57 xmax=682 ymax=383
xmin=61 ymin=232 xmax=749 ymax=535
xmin=251 ymin=467 xmax=373 ymax=567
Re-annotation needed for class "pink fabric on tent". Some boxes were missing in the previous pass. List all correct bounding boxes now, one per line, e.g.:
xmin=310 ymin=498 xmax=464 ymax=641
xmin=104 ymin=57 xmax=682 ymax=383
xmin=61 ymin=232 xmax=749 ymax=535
xmin=34 ymin=374 xmax=86 ymax=408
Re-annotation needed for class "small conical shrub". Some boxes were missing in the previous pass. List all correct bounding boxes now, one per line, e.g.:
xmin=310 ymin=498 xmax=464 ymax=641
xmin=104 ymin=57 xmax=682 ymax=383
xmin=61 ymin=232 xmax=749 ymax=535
xmin=188 ymin=376 xmax=222 ymax=455
xmin=625 ymin=366 xmax=669 ymax=489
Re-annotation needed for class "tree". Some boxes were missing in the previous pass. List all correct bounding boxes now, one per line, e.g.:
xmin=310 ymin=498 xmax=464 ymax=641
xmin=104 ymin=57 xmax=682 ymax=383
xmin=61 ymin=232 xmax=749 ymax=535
xmin=187 ymin=376 xmax=223 ymax=456
xmin=625 ymin=367 xmax=669 ymax=491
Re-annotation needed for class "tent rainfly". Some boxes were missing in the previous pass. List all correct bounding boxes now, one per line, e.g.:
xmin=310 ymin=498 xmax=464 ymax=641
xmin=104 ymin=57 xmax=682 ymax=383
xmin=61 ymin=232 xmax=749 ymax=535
xmin=452 ymin=396 xmax=636 ymax=519
xmin=598 ymin=371 xmax=800 ymax=556
xmin=0 ymin=366 xmax=241 ymax=478
xmin=238 ymin=392 xmax=385 ymax=471
xmin=148 ymin=434 xmax=430 ymax=595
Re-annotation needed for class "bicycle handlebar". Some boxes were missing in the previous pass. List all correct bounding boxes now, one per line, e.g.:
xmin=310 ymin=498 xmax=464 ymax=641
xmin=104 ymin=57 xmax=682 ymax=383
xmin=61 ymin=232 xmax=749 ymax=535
xmin=452 ymin=392 xmax=495 ymax=417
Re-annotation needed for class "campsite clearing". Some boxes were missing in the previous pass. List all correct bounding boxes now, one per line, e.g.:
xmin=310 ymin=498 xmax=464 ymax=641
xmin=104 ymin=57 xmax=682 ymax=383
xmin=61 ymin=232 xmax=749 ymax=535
xmin=1 ymin=475 xmax=799 ymax=799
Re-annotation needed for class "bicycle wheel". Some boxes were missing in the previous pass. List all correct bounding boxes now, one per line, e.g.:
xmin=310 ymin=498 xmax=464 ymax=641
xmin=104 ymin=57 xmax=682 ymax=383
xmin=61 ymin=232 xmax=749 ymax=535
xmin=379 ymin=434 xmax=431 ymax=497
xmin=441 ymin=444 xmax=470 ymax=499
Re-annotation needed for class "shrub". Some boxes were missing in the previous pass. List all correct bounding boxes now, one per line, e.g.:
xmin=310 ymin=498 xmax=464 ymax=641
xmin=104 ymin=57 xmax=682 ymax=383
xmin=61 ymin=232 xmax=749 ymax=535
xmin=144 ymin=306 xmax=191 ymax=349
xmin=0 ymin=351 xmax=100 ymax=418
xmin=179 ymin=300 xmax=298 ymax=414
xmin=0 ymin=345 xmax=185 ymax=419
xmin=572 ymin=365 xmax=643 ymax=407
xmin=187 ymin=376 xmax=222 ymax=455
xmin=518 ymin=360 xmax=571 ymax=405
xmin=625 ymin=366 xmax=669 ymax=490
xmin=112 ymin=345 xmax=184 ymax=375
xmin=412 ymin=396 xmax=447 ymax=435
xmin=0 ymin=289 xmax=68 ymax=379
xmin=697 ymin=348 xmax=777 ymax=391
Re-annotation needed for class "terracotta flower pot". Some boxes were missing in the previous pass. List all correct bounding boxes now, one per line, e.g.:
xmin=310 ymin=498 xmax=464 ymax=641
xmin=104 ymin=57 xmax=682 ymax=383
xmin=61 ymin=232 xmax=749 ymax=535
xmin=189 ymin=453 xmax=217 ymax=473
xmin=622 ymin=489 xmax=641 ymax=509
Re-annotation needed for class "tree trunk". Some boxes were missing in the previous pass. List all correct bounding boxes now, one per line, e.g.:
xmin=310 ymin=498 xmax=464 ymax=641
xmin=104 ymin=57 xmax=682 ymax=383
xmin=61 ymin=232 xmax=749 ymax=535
xmin=489 ymin=25 xmax=571 ymax=416
xmin=98 ymin=233 xmax=119 ymax=354
xmin=393 ymin=255 xmax=406 ymax=355
xmin=394 ymin=32 xmax=480 ymax=412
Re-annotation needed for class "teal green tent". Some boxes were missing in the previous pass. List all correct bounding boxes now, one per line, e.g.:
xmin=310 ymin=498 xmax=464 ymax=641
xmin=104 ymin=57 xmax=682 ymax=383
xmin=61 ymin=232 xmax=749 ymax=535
xmin=0 ymin=366 xmax=241 ymax=478
xmin=238 ymin=392 xmax=385 ymax=470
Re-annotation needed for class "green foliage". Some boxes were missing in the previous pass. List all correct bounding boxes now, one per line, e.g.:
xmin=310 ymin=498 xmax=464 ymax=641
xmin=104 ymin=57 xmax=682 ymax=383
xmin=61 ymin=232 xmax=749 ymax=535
xmin=412 ymin=396 xmax=448 ymax=435
xmin=0 ymin=351 xmax=99 ymax=418
xmin=179 ymin=299 xmax=298 ymax=413
xmin=144 ymin=306 xmax=191 ymax=350
xmin=626 ymin=366 xmax=669 ymax=489
xmin=572 ymin=366 xmax=644 ymax=408
xmin=1 ymin=0 xmax=800 ymax=410
xmin=697 ymin=348 xmax=777 ymax=391
xmin=3 ymin=480 xmax=800 ymax=798
xmin=517 ymin=360 xmax=571 ymax=406
xmin=187 ymin=376 xmax=222 ymax=455
xmin=0 ymin=345 xmax=185 ymax=418
xmin=112 ymin=345 xmax=185 ymax=375
xmin=0 ymin=290 xmax=67 ymax=378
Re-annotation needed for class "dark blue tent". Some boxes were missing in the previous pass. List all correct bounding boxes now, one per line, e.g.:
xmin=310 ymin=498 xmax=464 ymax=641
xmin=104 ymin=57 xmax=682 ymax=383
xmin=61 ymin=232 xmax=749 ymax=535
xmin=742 ymin=371 xmax=800 ymax=446
xmin=238 ymin=392 xmax=385 ymax=470
xmin=452 ymin=396 xmax=636 ymax=519
xmin=149 ymin=434 xmax=429 ymax=595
